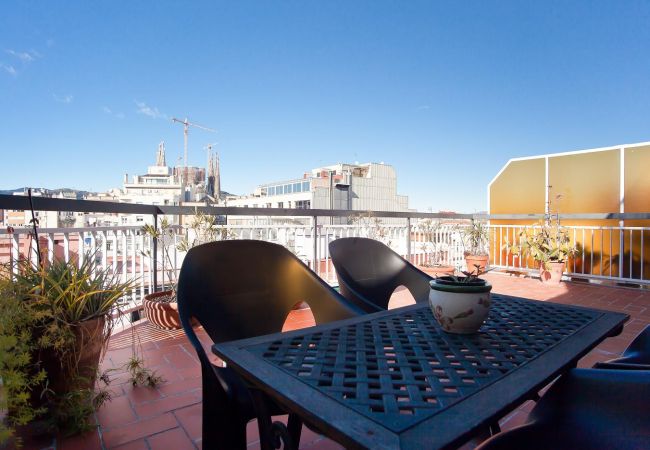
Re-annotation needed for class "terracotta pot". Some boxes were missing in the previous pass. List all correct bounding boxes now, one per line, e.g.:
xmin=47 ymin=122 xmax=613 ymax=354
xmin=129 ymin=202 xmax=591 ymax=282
xmin=34 ymin=316 xmax=107 ymax=399
xmin=429 ymin=277 xmax=492 ymax=334
xmin=143 ymin=290 xmax=183 ymax=330
xmin=419 ymin=265 xmax=455 ymax=278
xmin=465 ymin=254 xmax=489 ymax=274
xmin=540 ymin=261 xmax=566 ymax=285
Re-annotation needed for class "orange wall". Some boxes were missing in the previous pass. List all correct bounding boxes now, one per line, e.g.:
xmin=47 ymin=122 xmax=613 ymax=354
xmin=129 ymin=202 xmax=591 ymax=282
xmin=489 ymin=144 xmax=650 ymax=280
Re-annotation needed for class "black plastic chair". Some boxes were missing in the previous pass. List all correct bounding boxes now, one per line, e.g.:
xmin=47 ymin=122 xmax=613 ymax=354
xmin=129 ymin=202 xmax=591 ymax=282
xmin=176 ymin=240 xmax=364 ymax=449
xmin=328 ymin=237 xmax=434 ymax=313
xmin=594 ymin=325 xmax=650 ymax=370
xmin=476 ymin=368 xmax=650 ymax=450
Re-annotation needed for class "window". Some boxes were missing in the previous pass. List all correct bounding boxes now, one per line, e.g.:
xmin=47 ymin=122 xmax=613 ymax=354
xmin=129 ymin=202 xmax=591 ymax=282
xmin=284 ymin=184 xmax=291 ymax=194
xmin=296 ymin=200 xmax=311 ymax=209
xmin=268 ymin=186 xmax=275 ymax=196
xmin=293 ymin=182 xmax=301 ymax=192
xmin=277 ymin=202 xmax=284 ymax=208
xmin=136 ymin=216 xmax=144 ymax=222
xmin=303 ymin=181 xmax=310 ymax=191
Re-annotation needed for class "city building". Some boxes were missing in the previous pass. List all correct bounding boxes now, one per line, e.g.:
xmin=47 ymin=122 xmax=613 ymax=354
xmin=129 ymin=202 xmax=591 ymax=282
xmin=226 ymin=162 xmax=410 ymax=224
xmin=114 ymin=142 xmax=219 ymax=225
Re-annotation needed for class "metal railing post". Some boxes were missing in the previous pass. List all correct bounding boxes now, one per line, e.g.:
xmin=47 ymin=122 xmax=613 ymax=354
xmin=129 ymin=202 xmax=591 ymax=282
xmin=619 ymin=226 xmax=624 ymax=279
xmin=153 ymin=212 xmax=159 ymax=292
xmin=312 ymin=215 xmax=318 ymax=275
xmin=406 ymin=217 xmax=412 ymax=262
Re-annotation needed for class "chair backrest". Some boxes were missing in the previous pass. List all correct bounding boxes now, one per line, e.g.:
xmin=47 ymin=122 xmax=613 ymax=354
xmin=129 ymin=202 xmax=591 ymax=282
xmin=177 ymin=240 xmax=363 ymax=359
xmin=329 ymin=237 xmax=433 ymax=312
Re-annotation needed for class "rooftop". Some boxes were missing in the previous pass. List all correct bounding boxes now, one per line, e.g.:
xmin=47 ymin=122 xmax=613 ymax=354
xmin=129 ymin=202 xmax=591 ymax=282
xmin=21 ymin=272 xmax=650 ymax=450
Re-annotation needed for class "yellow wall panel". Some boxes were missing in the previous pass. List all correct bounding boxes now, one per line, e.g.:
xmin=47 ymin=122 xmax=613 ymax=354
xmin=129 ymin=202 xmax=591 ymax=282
xmin=489 ymin=158 xmax=545 ymax=215
xmin=625 ymin=145 xmax=650 ymax=214
xmin=548 ymin=150 xmax=620 ymax=214
xmin=490 ymin=144 xmax=650 ymax=281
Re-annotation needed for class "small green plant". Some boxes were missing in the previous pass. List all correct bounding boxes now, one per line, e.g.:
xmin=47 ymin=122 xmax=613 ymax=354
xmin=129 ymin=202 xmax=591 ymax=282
xmin=461 ymin=219 xmax=489 ymax=257
xmin=348 ymin=211 xmax=392 ymax=247
xmin=439 ymin=265 xmax=490 ymax=285
xmin=141 ymin=211 xmax=235 ymax=299
xmin=506 ymin=220 xmax=578 ymax=270
xmin=418 ymin=219 xmax=448 ymax=267
xmin=0 ymin=255 xmax=160 ymax=443
xmin=123 ymin=356 xmax=164 ymax=387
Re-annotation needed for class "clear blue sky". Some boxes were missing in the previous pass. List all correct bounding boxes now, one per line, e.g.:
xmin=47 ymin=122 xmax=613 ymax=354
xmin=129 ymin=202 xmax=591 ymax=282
xmin=1 ymin=1 xmax=649 ymax=212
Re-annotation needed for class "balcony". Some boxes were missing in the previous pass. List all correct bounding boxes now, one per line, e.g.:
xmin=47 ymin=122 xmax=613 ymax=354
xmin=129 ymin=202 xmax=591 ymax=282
xmin=1 ymin=194 xmax=649 ymax=449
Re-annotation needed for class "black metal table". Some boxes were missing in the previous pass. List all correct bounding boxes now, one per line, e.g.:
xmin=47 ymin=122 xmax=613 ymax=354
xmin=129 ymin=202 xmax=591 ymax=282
xmin=213 ymin=294 xmax=628 ymax=450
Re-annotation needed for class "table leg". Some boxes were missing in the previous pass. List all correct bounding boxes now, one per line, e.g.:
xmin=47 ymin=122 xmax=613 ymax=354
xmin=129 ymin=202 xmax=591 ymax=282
xmin=251 ymin=390 xmax=300 ymax=450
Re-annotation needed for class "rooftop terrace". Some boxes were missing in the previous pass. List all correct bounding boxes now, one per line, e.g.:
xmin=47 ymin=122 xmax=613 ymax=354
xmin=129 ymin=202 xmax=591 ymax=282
xmin=2 ymin=195 xmax=649 ymax=449
xmin=17 ymin=272 xmax=649 ymax=450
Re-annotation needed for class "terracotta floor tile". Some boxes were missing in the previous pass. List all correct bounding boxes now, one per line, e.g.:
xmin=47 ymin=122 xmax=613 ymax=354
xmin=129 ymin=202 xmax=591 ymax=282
xmin=125 ymin=384 xmax=164 ymax=404
xmin=134 ymin=392 xmax=201 ymax=419
xmin=147 ymin=427 xmax=196 ymax=450
xmin=158 ymin=376 xmax=202 ymax=397
xmin=96 ymin=395 xmax=137 ymax=429
xmin=173 ymin=402 xmax=202 ymax=441
xmin=58 ymin=273 xmax=650 ymax=450
xmin=102 ymin=413 xmax=178 ymax=448
xmin=111 ymin=439 xmax=148 ymax=450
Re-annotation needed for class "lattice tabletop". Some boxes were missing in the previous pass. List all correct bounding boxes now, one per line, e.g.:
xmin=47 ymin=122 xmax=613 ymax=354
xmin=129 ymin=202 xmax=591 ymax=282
xmin=214 ymin=294 xmax=628 ymax=449
xmin=245 ymin=294 xmax=599 ymax=432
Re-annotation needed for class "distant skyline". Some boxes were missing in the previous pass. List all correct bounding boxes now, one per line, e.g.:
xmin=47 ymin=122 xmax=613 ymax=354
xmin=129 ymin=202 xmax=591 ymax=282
xmin=2 ymin=1 xmax=650 ymax=212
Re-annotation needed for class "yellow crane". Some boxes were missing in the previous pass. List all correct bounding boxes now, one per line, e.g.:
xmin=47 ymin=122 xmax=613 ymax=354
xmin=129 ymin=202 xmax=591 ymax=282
xmin=171 ymin=117 xmax=216 ymax=168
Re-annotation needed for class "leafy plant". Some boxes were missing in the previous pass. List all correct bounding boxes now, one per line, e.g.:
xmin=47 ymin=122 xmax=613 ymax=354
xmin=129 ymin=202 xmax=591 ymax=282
xmin=436 ymin=265 xmax=490 ymax=285
xmin=0 ymin=277 xmax=47 ymax=446
xmin=348 ymin=211 xmax=392 ymax=247
xmin=506 ymin=220 xmax=578 ymax=270
xmin=417 ymin=219 xmax=450 ymax=267
xmin=123 ymin=356 xmax=164 ymax=388
xmin=0 ymin=254 xmax=162 ymax=443
xmin=141 ymin=211 xmax=235 ymax=298
xmin=461 ymin=219 xmax=489 ymax=257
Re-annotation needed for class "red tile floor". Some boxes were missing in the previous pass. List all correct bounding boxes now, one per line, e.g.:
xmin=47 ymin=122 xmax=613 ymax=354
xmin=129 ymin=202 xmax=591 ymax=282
xmin=22 ymin=273 xmax=650 ymax=449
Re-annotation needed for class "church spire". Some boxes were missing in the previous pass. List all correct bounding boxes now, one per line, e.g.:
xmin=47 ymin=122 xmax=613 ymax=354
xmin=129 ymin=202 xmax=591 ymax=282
xmin=156 ymin=141 xmax=166 ymax=166
xmin=215 ymin=152 xmax=221 ymax=201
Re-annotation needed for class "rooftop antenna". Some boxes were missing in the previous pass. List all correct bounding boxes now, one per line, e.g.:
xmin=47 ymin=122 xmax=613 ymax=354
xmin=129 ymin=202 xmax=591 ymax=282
xmin=171 ymin=117 xmax=216 ymax=168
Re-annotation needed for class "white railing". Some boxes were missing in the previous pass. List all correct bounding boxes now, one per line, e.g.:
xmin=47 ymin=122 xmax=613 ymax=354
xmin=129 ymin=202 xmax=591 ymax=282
xmin=5 ymin=220 xmax=649 ymax=310
xmin=0 ymin=221 xmax=468 ymax=297
xmin=0 ymin=226 xmax=157 ymax=309
xmin=490 ymin=224 xmax=650 ymax=285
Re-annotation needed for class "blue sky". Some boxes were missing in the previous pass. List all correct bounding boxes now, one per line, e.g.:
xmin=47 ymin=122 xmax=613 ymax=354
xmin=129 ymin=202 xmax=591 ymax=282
xmin=1 ymin=1 xmax=649 ymax=212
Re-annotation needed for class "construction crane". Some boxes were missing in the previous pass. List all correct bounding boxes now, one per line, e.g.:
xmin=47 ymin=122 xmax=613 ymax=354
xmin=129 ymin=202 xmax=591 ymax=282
xmin=171 ymin=117 xmax=216 ymax=168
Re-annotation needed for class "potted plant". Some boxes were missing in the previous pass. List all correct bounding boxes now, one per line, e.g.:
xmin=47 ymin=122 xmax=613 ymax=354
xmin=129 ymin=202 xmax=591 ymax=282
xmin=507 ymin=219 xmax=578 ymax=285
xmin=429 ymin=267 xmax=492 ymax=334
xmin=0 ymin=255 xmax=160 ymax=445
xmin=461 ymin=219 xmax=490 ymax=274
xmin=417 ymin=219 xmax=455 ymax=277
xmin=142 ymin=212 xmax=234 ymax=330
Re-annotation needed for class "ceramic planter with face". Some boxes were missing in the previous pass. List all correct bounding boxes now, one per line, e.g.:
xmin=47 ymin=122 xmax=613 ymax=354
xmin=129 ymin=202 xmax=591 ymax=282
xmin=429 ymin=277 xmax=493 ymax=334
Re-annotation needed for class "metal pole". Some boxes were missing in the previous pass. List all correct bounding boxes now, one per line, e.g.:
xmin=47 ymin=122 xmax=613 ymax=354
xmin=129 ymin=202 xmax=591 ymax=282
xmin=153 ymin=212 xmax=159 ymax=292
xmin=312 ymin=215 xmax=318 ymax=274
xmin=406 ymin=217 xmax=412 ymax=262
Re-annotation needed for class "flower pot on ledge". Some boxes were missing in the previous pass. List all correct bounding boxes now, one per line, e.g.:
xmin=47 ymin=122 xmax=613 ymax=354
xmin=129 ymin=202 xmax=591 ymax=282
xmin=540 ymin=261 xmax=566 ymax=285
xmin=465 ymin=254 xmax=489 ymax=274
xmin=143 ymin=290 xmax=182 ymax=330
